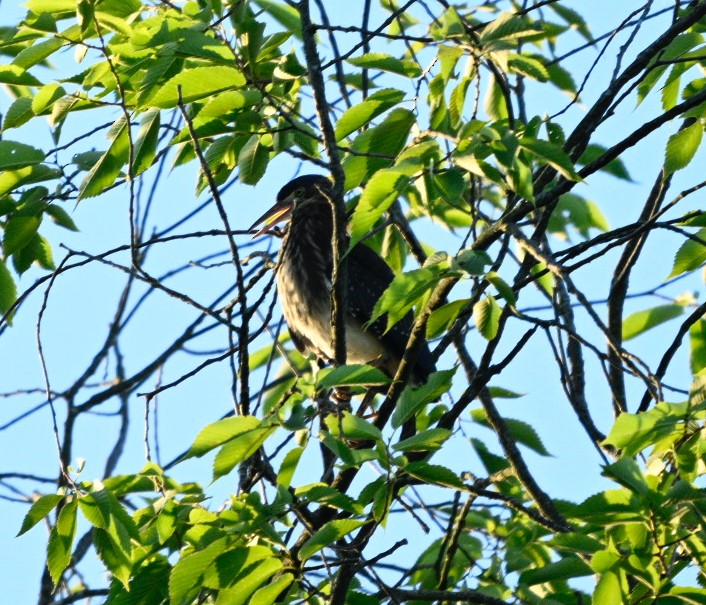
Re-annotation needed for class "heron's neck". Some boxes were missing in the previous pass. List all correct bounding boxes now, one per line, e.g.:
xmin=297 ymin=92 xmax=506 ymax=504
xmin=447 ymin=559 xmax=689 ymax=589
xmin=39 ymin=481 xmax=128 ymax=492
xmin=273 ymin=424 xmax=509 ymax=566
xmin=280 ymin=202 xmax=333 ymax=290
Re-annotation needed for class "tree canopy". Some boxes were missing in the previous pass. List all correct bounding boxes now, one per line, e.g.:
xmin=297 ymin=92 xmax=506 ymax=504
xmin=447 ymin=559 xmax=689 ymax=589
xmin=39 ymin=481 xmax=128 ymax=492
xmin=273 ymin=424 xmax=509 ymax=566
xmin=2 ymin=1 xmax=706 ymax=604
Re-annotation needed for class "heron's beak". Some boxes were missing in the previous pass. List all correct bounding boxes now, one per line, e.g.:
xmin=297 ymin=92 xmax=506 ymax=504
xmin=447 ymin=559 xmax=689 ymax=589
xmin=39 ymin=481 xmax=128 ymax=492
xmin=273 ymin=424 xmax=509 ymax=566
xmin=249 ymin=201 xmax=293 ymax=238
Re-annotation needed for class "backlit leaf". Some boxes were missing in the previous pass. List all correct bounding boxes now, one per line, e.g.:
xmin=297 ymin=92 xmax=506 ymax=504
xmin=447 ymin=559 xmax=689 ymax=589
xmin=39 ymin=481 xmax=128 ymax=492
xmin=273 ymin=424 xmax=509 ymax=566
xmin=668 ymin=228 xmax=706 ymax=278
xmin=474 ymin=295 xmax=501 ymax=340
xmin=187 ymin=415 xmax=261 ymax=458
xmin=299 ymin=519 xmax=367 ymax=561
xmin=238 ymin=135 xmax=269 ymax=185
xmin=0 ymin=141 xmax=44 ymax=170
xmin=78 ymin=117 xmax=129 ymax=200
xmin=147 ymin=66 xmax=246 ymax=109
xmin=47 ymin=499 xmax=78 ymax=586
xmin=665 ymin=122 xmax=703 ymax=173
xmin=0 ymin=260 xmax=17 ymax=321
xmin=349 ymin=169 xmax=409 ymax=248
xmin=348 ymin=53 xmax=422 ymax=77
xmin=18 ymin=494 xmax=63 ymax=536
xmin=622 ymin=304 xmax=684 ymax=341
xmin=335 ymin=88 xmax=405 ymax=141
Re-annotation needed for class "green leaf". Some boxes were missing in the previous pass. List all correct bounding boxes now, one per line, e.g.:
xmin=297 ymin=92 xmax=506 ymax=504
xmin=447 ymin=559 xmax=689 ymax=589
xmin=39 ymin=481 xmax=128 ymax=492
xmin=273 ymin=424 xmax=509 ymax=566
xmin=0 ymin=260 xmax=18 ymax=321
xmin=132 ymin=110 xmax=160 ymax=175
xmin=622 ymin=304 xmax=684 ymax=340
xmin=249 ymin=573 xmax=294 ymax=605
xmin=93 ymin=528 xmax=132 ymax=589
xmin=370 ymin=264 xmax=443 ymax=332
xmin=0 ymin=65 xmax=43 ymax=86
xmin=13 ymin=37 xmax=64 ymax=69
xmin=486 ymin=272 xmax=517 ymax=306
xmin=295 ymin=483 xmax=363 ymax=514
xmin=252 ymin=0 xmax=302 ymax=38
xmin=13 ymin=233 xmax=55 ymax=274
xmin=392 ymin=368 xmax=456 ymax=429
xmin=455 ymin=249 xmax=492 ymax=275
xmin=347 ymin=53 xmax=422 ymax=77
xmin=471 ymin=409 xmax=551 ymax=456
xmin=213 ymin=426 xmax=276 ymax=479
xmin=594 ymin=570 xmax=622 ymax=605
xmin=343 ymin=108 xmax=415 ymax=190
xmin=0 ymin=141 xmax=44 ymax=170
xmin=146 ymin=66 xmax=246 ymax=109
xmin=18 ymin=494 xmax=64 ymax=536
xmin=550 ymin=4 xmax=593 ymax=42
xmin=47 ymin=499 xmax=78 ymax=586
xmin=169 ymin=538 xmax=228 ymax=605
xmin=299 ymin=519 xmax=367 ymax=561
xmin=393 ymin=428 xmax=452 ymax=452
xmin=45 ymin=204 xmax=79 ymax=231
xmin=317 ymin=364 xmax=390 ymax=389
xmin=665 ymin=122 xmax=703 ymax=173
xmin=519 ymin=557 xmax=592 ymax=585
xmin=78 ymin=117 xmax=129 ymax=200
xmin=3 ymin=215 xmax=41 ymax=256
xmin=214 ymin=557 xmax=283 ymax=604
xmin=198 ymin=90 xmax=263 ymax=119
xmin=325 ymin=411 xmax=384 ymax=442
xmin=668 ymin=228 xmax=706 ymax=278
xmin=690 ymin=320 xmax=706 ymax=375
xmin=187 ymin=415 xmax=261 ymax=458
xmin=404 ymin=461 xmax=464 ymax=488
xmin=474 ymin=295 xmax=501 ymax=340
xmin=238 ymin=135 xmax=269 ymax=185
xmin=32 ymin=83 xmax=65 ymax=115
xmin=427 ymin=299 xmax=469 ymax=339
xmin=335 ymin=88 xmax=405 ymax=141
xmin=508 ymin=54 xmax=549 ymax=81
xmin=3 ymin=97 xmax=34 ymax=130
xmin=277 ymin=447 xmax=303 ymax=489
xmin=479 ymin=12 xmax=542 ymax=44
xmin=519 ymin=137 xmax=581 ymax=181
xmin=349 ymin=169 xmax=409 ymax=248
xmin=603 ymin=458 xmax=649 ymax=496
xmin=603 ymin=402 xmax=685 ymax=457
xmin=578 ymin=144 xmax=632 ymax=181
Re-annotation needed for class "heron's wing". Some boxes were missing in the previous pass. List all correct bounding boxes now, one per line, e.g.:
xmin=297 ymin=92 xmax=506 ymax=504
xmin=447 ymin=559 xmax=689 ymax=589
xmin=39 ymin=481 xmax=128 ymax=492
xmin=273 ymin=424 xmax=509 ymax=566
xmin=347 ymin=243 xmax=436 ymax=381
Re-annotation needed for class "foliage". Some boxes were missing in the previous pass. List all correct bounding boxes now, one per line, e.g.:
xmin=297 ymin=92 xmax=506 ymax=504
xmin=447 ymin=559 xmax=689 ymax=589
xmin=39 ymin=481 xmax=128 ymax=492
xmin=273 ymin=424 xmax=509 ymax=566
xmin=3 ymin=1 xmax=706 ymax=604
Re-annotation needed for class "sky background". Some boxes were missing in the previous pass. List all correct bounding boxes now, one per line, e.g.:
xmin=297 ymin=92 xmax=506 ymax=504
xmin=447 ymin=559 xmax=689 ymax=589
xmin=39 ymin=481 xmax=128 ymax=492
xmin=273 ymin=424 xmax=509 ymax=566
xmin=1 ymin=0 xmax=703 ymax=601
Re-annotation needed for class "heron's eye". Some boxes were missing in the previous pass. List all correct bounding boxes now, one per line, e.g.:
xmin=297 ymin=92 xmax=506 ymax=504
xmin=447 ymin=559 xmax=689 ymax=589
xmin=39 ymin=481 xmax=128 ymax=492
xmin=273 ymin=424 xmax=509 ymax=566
xmin=293 ymin=187 xmax=305 ymax=199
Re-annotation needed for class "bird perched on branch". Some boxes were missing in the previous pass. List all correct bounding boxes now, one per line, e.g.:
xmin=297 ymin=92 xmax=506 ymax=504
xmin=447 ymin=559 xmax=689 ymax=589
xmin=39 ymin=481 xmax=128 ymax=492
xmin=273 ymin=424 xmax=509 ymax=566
xmin=250 ymin=174 xmax=436 ymax=384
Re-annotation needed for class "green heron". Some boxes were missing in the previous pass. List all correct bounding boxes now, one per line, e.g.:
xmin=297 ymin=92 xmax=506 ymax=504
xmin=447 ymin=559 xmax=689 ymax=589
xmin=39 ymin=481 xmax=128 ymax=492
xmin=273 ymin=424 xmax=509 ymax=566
xmin=251 ymin=174 xmax=436 ymax=384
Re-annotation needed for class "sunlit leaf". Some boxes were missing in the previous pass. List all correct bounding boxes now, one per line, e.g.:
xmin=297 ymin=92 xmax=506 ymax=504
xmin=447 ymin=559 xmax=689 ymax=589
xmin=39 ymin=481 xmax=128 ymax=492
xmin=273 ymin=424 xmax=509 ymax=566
xmin=17 ymin=494 xmax=63 ymax=536
xmin=335 ymin=88 xmax=405 ymax=141
xmin=0 ymin=260 xmax=17 ymax=322
xmin=0 ymin=141 xmax=44 ymax=170
xmin=78 ymin=117 xmax=129 ymax=200
xmin=349 ymin=169 xmax=409 ymax=247
xmin=474 ymin=295 xmax=501 ymax=340
xmin=299 ymin=519 xmax=367 ymax=561
xmin=238 ymin=135 xmax=269 ymax=185
xmin=668 ymin=228 xmax=706 ymax=278
xmin=47 ymin=499 xmax=78 ymax=586
xmin=147 ymin=66 xmax=246 ymax=109
xmin=622 ymin=304 xmax=684 ymax=341
xmin=392 ymin=369 xmax=456 ymax=429
xmin=317 ymin=364 xmax=390 ymax=389
xmin=347 ymin=53 xmax=422 ymax=77
xmin=187 ymin=415 xmax=261 ymax=458
xmin=665 ymin=122 xmax=703 ymax=173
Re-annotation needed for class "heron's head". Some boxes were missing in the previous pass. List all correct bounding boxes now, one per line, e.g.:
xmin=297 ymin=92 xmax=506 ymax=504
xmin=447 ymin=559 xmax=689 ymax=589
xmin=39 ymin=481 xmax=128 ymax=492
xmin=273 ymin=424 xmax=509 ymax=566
xmin=250 ymin=174 xmax=332 ymax=237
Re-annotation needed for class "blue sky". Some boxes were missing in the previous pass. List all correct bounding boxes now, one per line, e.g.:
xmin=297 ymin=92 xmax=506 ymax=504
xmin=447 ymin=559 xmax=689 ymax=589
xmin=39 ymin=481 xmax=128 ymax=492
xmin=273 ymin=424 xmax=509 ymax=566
xmin=1 ymin=1 xmax=703 ymax=601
